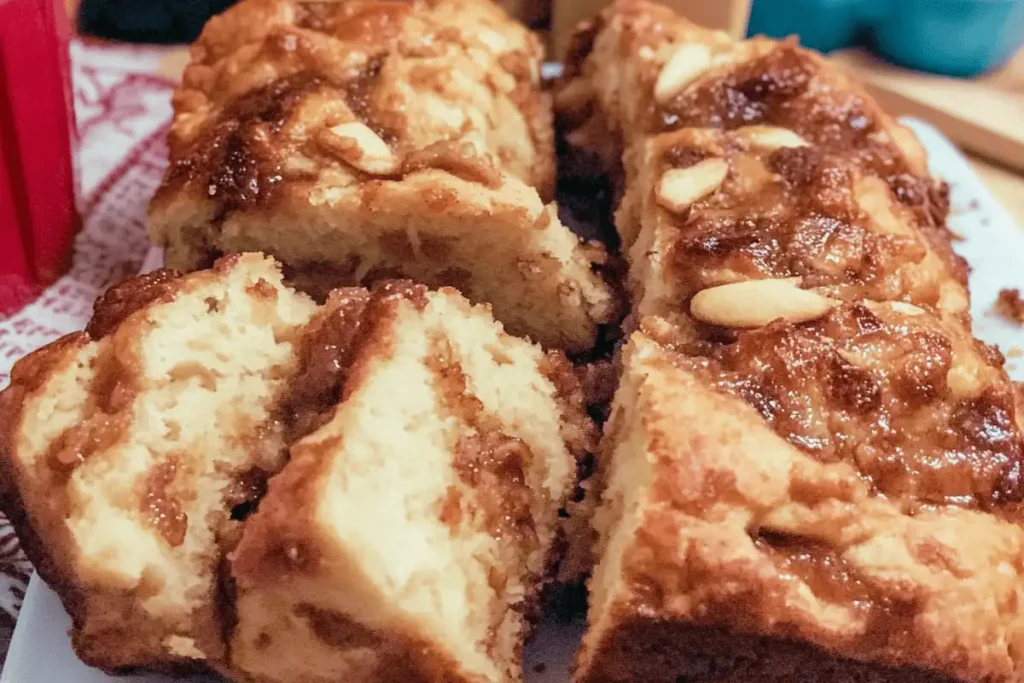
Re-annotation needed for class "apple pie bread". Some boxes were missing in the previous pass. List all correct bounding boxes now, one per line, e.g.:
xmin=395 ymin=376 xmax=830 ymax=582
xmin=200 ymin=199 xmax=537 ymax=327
xmin=0 ymin=254 xmax=595 ymax=682
xmin=149 ymin=0 xmax=618 ymax=352
xmin=0 ymin=254 xmax=317 ymax=671
xmin=556 ymin=2 xmax=1024 ymax=682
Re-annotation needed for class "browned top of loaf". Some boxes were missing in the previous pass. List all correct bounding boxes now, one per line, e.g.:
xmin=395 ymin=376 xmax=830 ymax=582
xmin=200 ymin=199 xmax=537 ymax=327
xmin=152 ymin=0 xmax=553 ymax=218
xmin=654 ymin=301 xmax=1023 ymax=513
xmin=658 ymin=136 xmax=961 ymax=315
xmin=560 ymin=1 xmax=965 ymax=309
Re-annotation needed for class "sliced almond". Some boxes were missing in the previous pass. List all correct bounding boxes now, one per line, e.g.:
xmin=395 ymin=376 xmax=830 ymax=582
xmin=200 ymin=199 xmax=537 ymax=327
xmin=654 ymin=44 xmax=712 ymax=105
xmin=946 ymin=362 xmax=984 ymax=399
xmin=854 ymin=175 xmax=914 ymax=237
xmin=735 ymin=125 xmax=810 ymax=151
xmin=280 ymin=153 xmax=320 ymax=180
xmin=690 ymin=278 xmax=840 ymax=328
xmin=887 ymin=301 xmax=926 ymax=316
xmin=656 ymin=158 xmax=729 ymax=213
xmin=316 ymin=122 xmax=399 ymax=176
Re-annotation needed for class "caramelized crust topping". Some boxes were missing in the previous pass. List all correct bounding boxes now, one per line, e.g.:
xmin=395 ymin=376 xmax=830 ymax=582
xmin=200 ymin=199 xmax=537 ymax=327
xmin=155 ymin=0 xmax=553 ymax=215
xmin=86 ymin=269 xmax=183 ymax=339
xmin=668 ymin=304 xmax=1023 ymax=510
xmin=281 ymin=287 xmax=373 ymax=441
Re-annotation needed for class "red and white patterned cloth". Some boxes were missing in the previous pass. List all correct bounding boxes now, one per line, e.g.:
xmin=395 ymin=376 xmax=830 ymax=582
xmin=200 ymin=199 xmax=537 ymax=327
xmin=0 ymin=39 xmax=175 ymax=663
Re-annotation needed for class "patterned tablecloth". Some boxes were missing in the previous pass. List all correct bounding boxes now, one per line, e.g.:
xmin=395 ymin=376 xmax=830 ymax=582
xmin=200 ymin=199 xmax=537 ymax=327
xmin=0 ymin=38 xmax=176 ymax=664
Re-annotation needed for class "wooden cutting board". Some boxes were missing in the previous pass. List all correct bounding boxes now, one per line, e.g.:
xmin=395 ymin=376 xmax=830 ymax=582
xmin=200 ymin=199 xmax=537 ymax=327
xmin=831 ymin=48 xmax=1024 ymax=174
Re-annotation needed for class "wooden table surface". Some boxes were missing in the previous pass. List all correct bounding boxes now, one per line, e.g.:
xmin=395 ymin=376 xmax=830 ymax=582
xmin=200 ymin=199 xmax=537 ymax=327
xmin=967 ymin=158 xmax=1024 ymax=229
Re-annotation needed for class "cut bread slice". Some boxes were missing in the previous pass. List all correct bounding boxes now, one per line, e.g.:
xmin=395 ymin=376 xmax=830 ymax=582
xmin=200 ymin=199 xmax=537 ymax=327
xmin=149 ymin=0 xmax=620 ymax=351
xmin=578 ymin=330 xmax=1024 ymax=683
xmin=154 ymin=167 xmax=619 ymax=352
xmin=0 ymin=254 xmax=316 ymax=671
xmin=228 ymin=284 xmax=595 ymax=683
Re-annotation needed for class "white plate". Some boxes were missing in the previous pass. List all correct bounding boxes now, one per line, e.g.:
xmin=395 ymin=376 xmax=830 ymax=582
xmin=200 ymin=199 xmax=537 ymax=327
xmin=4 ymin=119 xmax=1024 ymax=683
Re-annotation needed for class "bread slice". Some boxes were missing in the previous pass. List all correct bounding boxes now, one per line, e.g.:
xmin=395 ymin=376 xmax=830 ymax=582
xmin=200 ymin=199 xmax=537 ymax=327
xmin=0 ymin=254 xmax=316 ymax=671
xmin=577 ymin=328 xmax=1024 ymax=683
xmin=228 ymin=284 xmax=595 ymax=683
xmin=149 ymin=0 xmax=619 ymax=351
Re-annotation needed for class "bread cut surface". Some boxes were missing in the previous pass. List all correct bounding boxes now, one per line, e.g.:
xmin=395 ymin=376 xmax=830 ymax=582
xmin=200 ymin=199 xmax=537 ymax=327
xmin=0 ymin=254 xmax=317 ymax=671
xmin=556 ymin=2 xmax=1024 ymax=682
xmin=149 ymin=0 xmax=619 ymax=351
xmin=228 ymin=283 xmax=595 ymax=683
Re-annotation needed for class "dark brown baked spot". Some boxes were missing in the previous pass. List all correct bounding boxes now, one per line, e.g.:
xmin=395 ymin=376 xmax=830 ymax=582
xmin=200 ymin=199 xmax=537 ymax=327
xmin=142 ymin=456 xmax=188 ymax=547
xmin=294 ymin=603 xmax=382 ymax=649
xmin=246 ymin=278 xmax=277 ymax=300
xmin=996 ymin=288 xmax=1024 ymax=324
xmin=581 ymin=621 xmax=955 ymax=683
xmin=402 ymin=140 xmax=503 ymax=188
xmin=86 ymin=270 xmax=183 ymax=339
xmin=685 ymin=305 xmax=1024 ymax=510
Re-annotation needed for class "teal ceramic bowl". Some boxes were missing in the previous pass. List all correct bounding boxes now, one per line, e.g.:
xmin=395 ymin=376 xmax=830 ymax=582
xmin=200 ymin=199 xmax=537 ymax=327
xmin=747 ymin=0 xmax=1024 ymax=76
xmin=747 ymin=0 xmax=870 ymax=53
xmin=871 ymin=0 xmax=1024 ymax=76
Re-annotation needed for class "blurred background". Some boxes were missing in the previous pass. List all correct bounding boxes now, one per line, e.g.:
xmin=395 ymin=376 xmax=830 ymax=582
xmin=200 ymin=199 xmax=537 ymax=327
xmin=75 ymin=0 xmax=1024 ymax=77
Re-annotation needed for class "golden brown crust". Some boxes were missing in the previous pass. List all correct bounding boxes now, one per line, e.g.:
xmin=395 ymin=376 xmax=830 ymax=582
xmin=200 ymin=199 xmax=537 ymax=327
xmin=581 ymin=621 xmax=958 ymax=683
xmin=85 ymin=269 xmax=185 ymax=339
xmin=0 ymin=334 xmax=91 ymax=657
xmin=154 ymin=0 xmax=552 ymax=215
xmin=660 ymin=303 xmax=1021 ymax=511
